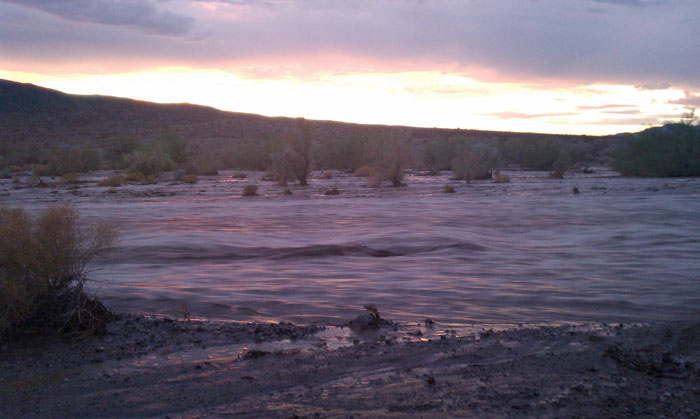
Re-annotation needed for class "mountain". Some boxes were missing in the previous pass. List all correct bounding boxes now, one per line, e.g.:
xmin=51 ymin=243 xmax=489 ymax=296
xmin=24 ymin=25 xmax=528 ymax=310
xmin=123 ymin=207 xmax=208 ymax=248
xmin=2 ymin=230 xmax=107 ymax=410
xmin=0 ymin=79 xmax=596 ymax=149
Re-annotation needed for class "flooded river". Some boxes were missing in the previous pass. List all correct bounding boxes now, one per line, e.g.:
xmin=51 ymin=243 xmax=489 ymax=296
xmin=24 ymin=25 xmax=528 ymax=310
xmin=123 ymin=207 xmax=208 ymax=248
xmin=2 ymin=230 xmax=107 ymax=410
xmin=3 ymin=169 xmax=699 ymax=326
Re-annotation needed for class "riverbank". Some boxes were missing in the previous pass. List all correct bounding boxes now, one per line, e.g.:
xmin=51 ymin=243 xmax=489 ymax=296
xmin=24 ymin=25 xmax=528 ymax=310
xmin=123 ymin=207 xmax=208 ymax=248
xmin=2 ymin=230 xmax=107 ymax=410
xmin=1 ymin=314 xmax=698 ymax=418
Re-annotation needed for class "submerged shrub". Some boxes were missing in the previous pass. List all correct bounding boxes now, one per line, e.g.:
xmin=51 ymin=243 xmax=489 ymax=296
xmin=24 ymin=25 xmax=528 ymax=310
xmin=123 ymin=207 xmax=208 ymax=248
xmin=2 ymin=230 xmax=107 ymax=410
xmin=324 ymin=187 xmax=341 ymax=195
xmin=443 ymin=184 xmax=456 ymax=193
xmin=62 ymin=172 xmax=81 ymax=185
xmin=0 ymin=206 xmax=116 ymax=338
xmin=183 ymin=174 xmax=199 ymax=184
xmin=242 ymin=184 xmax=258 ymax=196
xmin=98 ymin=174 xmax=126 ymax=187
xmin=125 ymin=171 xmax=145 ymax=182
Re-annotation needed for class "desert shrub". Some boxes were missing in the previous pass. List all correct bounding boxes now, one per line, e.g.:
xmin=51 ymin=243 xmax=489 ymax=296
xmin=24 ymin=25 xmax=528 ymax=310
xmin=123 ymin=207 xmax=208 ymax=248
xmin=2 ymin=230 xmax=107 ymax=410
xmin=421 ymin=136 xmax=466 ymax=171
xmin=353 ymin=165 xmax=376 ymax=177
xmin=242 ymin=185 xmax=258 ymax=196
xmin=183 ymin=174 xmax=198 ymax=184
xmin=501 ymin=137 xmax=563 ymax=170
xmin=324 ymin=187 xmax=341 ymax=195
xmin=125 ymin=146 xmax=175 ymax=177
xmin=125 ymin=171 xmax=145 ymax=182
xmin=443 ymin=184 xmax=456 ymax=193
xmin=222 ymin=136 xmax=284 ymax=171
xmin=452 ymin=143 xmax=502 ymax=183
xmin=157 ymin=133 xmax=188 ymax=165
xmin=313 ymin=134 xmax=367 ymax=171
xmin=33 ymin=164 xmax=50 ymax=177
xmin=105 ymin=137 xmax=140 ymax=169
xmin=612 ymin=123 xmax=700 ymax=177
xmin=268 ymin=151 xmax=296 ymax=186
xmin=46 ymin=147 xmax=84 ymax=176
xmin=62 ymin=172 xmax=81 ymax=185
xmin=98 ymin=174 xmax=126 ymax=187
xmin=550 ymin=149 xmax=573 ymax=179
xmin=493 ymin=172 xmax=511 ymax=183
xmin=366 ymin=130 xmax=414 ymax=186
xmin=0 ymin=206 xmax=116 ymax=338
xmin=80 ymin=147 xmax=101 ymax=172
xmin=320 ymin=171 xmax=333 ymax=179
xmin=187 ymin=152 xmax=219 ymax=176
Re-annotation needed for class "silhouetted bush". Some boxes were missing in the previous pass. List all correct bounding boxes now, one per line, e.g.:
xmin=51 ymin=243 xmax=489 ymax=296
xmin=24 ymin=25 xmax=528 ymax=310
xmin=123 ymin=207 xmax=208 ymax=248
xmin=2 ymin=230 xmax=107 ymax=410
xmin=0 ymin=206 xmax=116 ymax=338
xmin=612 ymin=123 xmax=700 ymax=177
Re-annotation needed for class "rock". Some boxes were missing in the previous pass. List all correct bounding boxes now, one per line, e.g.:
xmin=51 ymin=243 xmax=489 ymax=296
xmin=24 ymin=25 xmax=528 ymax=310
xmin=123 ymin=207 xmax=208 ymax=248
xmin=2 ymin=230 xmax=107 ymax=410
xmin=349 ymin=305 xmax=381 ymax=330
xmin=572 ymin=187 xmax=580 ymax=194
xmin=424 ymin=318 xmax=434 ymax=327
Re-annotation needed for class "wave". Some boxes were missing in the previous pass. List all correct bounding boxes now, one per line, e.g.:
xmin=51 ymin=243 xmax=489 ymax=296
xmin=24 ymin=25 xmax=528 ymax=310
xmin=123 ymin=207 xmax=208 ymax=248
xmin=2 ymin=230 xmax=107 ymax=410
xmin=108 ymin=241 xmax=485 ymax=263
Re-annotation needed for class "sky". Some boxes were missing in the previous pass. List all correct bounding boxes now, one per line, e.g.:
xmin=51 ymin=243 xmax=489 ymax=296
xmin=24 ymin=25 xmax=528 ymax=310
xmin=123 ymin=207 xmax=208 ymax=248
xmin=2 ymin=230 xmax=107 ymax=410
xmin=1 ymin=0 xmax=699 ymax=135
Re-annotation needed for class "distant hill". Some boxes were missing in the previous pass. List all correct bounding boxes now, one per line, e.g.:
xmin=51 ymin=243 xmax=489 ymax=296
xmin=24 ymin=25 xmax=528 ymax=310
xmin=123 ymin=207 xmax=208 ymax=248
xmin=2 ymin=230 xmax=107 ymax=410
xmin=0 ymin=79 xmax=596 ymax=149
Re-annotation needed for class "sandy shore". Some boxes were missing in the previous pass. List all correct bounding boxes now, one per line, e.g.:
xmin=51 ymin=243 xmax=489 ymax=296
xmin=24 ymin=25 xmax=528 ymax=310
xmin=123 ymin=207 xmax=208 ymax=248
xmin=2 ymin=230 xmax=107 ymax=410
xmin=1 ymin=314 xmax=699 ymax=418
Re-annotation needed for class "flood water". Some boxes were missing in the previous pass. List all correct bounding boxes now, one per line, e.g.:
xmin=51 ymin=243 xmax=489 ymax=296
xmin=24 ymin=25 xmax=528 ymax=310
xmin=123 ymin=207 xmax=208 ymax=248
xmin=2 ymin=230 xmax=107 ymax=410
xmin=3 ymin=169 xmax=699 ymax=326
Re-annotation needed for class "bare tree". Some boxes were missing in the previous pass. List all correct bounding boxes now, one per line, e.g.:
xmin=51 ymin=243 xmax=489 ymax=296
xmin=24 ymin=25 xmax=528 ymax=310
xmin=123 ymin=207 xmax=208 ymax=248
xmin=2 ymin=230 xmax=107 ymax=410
xmin=283 ymin=118 xmax=315 ymax=186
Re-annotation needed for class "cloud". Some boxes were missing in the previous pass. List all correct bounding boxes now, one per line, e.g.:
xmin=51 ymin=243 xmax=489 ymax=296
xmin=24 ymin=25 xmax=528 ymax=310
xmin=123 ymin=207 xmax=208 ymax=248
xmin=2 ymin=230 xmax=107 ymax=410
xmin=1 ymin=0 xmax=699 ymax=89
xmin=576 ymin=104 xmax=635 ymax=110
xmin=591 ymin=0 xmax=665 ymax=7
xmin=3 ymin=0 xmax=194 ymax=36
xmin=480 ymin=111 xmax=578 ymax=120
xmin=671 ymin=93 xmax=700 ymax=107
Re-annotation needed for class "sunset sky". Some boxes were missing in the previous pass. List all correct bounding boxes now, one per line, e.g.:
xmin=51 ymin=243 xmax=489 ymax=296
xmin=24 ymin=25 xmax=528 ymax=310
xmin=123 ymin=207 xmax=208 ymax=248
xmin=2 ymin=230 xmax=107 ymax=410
xmin=1 ymin=0 xmax=699 ymax=135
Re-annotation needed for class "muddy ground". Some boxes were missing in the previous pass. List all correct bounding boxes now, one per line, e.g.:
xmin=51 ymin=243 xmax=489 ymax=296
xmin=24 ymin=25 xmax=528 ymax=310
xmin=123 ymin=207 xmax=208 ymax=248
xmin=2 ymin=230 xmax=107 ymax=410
xmin=1 ymin=315 xmax=699 ymax=418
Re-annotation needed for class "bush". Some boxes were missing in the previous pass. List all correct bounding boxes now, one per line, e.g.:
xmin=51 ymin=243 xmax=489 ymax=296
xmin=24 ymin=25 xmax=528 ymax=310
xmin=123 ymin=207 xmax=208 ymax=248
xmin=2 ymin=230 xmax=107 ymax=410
xmin=183 ymin=174 xmax=199 ymax=184
xmin=186 ymin=152 xmax=219 ymax=176
xmin=62 ymin=172 xmax=81 ymax=185
xmin=281 ymin=118 xmax=315 ymax=185
xmin=126 ymin=147 xmax=175 ymax=177
xmin=125 ymin=171 xmax=145 ymax=182
xmin=242 ymin=185 xmax=258 ymax=196
xmin=452 ymin=143 xmax=501 ymax=183
xmin=98 ymin=174 xmax=126 ymax=187
xmin=324 ymin=187 xmax=341 ymax=195
xmin=443 ymin=184 xmax=456 ymax=193
xmin=612 ymin=123 xmax=700 ymax=177
xmin=33 ymin=164 xmax=50 ymax=177
xmin=366 ymin=131 xmax=414 ymax=186
xmin=0 ymin=206 xmax=116 ymax=338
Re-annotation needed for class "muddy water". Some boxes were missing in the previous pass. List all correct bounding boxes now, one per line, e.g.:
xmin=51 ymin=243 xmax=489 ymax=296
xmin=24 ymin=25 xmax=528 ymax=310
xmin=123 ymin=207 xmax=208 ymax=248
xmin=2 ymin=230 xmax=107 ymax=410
xmin=3 ymin=169 xmax=699 ymax=325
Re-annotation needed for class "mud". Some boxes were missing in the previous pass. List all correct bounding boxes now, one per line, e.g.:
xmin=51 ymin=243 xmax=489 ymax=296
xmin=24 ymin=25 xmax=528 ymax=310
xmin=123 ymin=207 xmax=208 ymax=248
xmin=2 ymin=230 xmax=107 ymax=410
xmin=1 ymin=316 xmax=699 ymax=418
